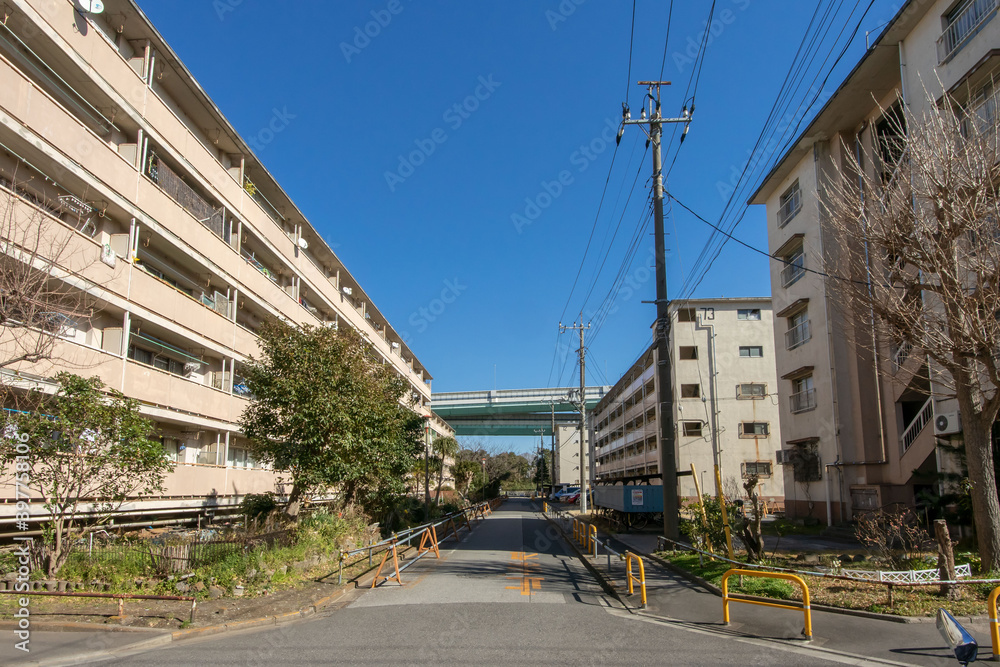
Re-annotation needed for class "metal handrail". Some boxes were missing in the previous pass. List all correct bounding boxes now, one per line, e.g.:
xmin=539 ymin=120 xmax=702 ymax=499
xmin=0 ymin=589 xmax=196 ymax=623
xmin=722 ymin=569 xmax=812 ymax=640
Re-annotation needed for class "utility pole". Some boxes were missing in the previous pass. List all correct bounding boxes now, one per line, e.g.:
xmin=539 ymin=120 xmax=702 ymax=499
xmin=559 ymin=317 xmax=591 ymax=514
xmin=618 ymin=81 xmax=692 ymax=541
xmin=549 ymin=400 xmax=557 ymax=487
xmin=534 ymin=427 xmax=546 ymax=491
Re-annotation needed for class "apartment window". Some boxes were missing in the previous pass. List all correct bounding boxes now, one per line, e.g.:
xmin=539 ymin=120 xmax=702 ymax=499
xmin=737 ymin=309 xmax=761 ymax=321
xmin=677 ymin=308 xmax=696 ymax=322
xmin=679 ymin=346 xmax=699 ymax=360
xmin=780 ymin=246 xmax=806 ymax=288
xmin=785 ymin=309 xmax=811 ymax=350
xmin=739 ymin=422 xmax=769 ymax=438
xmin=777 ymin=180 xmax=801 ymax=228
xmin=742 ymin=461 xmax=772 ymax=478
xmin=875 ymin=104 xmax=907 ymax=183
xmin=961 ymin=78 xmax=998 ymax=139
xmin=938 ymin=0 xmax=998 ymax=63
xmin=736 ymin=383 xmax=767 ymax=399
xmin=681 ymin=384 xmax=700 ymax=398
xmin=790 ymin=375 xmax=816 ymax=413
xmin=161 ymin=437 xmax=180 ymax=463
xmin=739 ymin=346 xmax=763 ymax=358
xmin=790 ymin=441 xmax=822 ymax=482
xmin=681 ymin=421 xmax=703 ymax=437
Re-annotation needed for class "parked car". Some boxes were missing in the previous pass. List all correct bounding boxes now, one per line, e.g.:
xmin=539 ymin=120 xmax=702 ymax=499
xmin=548 ymin=484 xmax=571 ymax=501
xmin=565 ymin=490 xmax=593 ymax=505
xmin=553 ymin=486 xmax=580 ymax=502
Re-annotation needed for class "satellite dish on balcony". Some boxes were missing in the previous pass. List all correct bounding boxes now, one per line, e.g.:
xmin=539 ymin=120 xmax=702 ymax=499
xmin=76 ymin=0 xmax=105 ymax=13
xmin=297 ymin=237 xmax=309 ymax=250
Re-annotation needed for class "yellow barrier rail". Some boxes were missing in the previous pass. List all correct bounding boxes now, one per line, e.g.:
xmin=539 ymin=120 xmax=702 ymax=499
xmin=626 ymin=551 xmax=647 ymax=607
xmin=572 ymin=518 xmax=580 ymax=542
xmin=588 ymin=524 xmax=597 ymax=556
xmin=989 ymin=586 xmax=1000 ymax=660
xmin=721 ymin=569 xmax=812 ymax=640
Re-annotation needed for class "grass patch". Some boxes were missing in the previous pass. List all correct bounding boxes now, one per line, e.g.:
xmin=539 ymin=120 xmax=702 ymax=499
xmin=760 ymin=518 xmax=828 ymax=537
xmin=664 ymin=552 xmax=794 ymax=599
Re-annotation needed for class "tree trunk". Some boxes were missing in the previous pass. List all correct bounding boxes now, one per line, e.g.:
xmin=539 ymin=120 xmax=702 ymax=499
xmin=958 ymin=392 xmax=1000 ymax=573
xmin=435 ymin=457 xmax=444 ymax=504
xmin=285 ymin=484 xmax=305 ymax=520
xmin=935 ymin=519 xmax=958 ymax=599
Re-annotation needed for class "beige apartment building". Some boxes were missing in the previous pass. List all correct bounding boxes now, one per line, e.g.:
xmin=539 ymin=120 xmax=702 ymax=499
xmin=751 ymin=0 xmax=998 ymax=522
xmin=592 ymin=299 xmax=783 ymax=507
xmin=0 ymin=0 xmax=445 ymax=531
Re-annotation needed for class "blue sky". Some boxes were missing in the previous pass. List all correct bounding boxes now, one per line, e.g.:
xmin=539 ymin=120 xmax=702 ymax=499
xmin=140 ymin=0 xmax=904 ymax=451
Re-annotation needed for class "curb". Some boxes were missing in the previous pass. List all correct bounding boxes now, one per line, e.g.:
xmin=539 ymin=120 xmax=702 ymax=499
xmin=7 ymin=632 xmax=173 ymax=667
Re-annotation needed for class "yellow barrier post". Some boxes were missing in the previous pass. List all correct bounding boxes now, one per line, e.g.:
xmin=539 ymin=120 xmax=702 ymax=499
xmin=626 ymin=552 xmax=647 ymax=608
xmin=989 ymin=586 xmax=1000 ymax=661
xmin=721 ymin=569 xmax=811 ymax=640
xmin=572 ymin=519 xmax=578 ymax=542
xmin=589 ymin=524 xmax=598 ymax=557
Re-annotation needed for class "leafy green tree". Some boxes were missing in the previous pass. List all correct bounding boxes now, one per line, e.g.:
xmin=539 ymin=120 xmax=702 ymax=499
xmin=240 ymin=319 xmax=423 ymax=518
xmin=0 ymin=373 xmax=170 ymax=575
xmin=451 ymin=459 xmax=479 ymax=501
xmin=432 ymin=435 xmax=459 ymax=503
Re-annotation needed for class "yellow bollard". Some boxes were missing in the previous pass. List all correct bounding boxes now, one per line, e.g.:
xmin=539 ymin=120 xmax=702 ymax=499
xmin=989 ymin=586 xmax=1000 ymax=661
xmin=721 ymin=569 xmax=811 ymax=640
xmin=626 ymin=552 xmax=647 ymax=607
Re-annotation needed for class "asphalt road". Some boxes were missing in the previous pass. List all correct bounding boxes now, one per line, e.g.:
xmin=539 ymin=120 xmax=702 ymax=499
xmin=72 ymin=498 xmax=897 ymax=666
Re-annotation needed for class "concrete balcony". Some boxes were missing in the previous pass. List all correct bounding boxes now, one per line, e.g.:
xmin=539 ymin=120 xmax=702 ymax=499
xmin=162 ymin=462 xmax=281 ymax=498
xmin=122 ymin=359 xmax=244 ymax=424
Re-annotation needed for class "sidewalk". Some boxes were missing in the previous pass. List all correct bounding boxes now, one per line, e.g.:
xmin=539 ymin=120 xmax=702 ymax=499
xmin=608 ymin=531 xmax=990 ymax=667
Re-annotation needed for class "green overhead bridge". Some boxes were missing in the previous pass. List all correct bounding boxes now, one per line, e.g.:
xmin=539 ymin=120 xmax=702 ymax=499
xmin=431 ymin=387 xmax=611 ymax=436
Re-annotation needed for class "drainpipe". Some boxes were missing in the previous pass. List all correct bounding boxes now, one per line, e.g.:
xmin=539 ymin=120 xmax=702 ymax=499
xmin=696 ymin=317 xmax=722 ymax=480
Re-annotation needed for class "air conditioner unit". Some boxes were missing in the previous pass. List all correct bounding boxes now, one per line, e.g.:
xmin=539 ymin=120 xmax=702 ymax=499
xmin=934 ymin=412 xmax=962 ymax=436
xmin=775 ymin=449 xmax=793 ymax=465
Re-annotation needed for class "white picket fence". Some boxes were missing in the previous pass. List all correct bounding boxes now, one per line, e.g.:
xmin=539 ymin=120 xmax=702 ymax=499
xmin=840 ymin=563 xmax=972 ymax=583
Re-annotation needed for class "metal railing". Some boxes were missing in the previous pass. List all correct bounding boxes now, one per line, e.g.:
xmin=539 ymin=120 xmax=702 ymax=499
xmin=789 ymin=388 xmax=816 ymax=414
xmin=900 ymin=397 xmax=934 ymax=453
xmin=0 ymin=589 xmax=197 ymax=623
xmin=891 ymin=341 xmax=913 ymax=373
xmin=785 ymin=319 xmax=811 ymax=350
xmin=937 ymin=0 xmax=998 ymax=63
xmin=781 ymin=254 xmax=806 ymax=287
xmin=777 ymin=193 xmax=801 ymax=228
xmin=722 ymin=569 xmax=812 ymax=640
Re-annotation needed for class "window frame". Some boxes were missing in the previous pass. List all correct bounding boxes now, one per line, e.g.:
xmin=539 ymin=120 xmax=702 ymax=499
xmin=738 ymin=421 xmax=770 ymax=438
xmin=739 ymin=346 xmax=763 ymax=358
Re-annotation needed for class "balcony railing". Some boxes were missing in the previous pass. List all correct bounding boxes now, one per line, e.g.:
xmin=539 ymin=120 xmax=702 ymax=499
xmin=891 ymin=341 xmax=913 ymax=373
xmin=937 ymin=0 xmax=998 ymax=63
xmin=785 ymin=319 xmax=812 ymax=350
xmin=901 ymin=397 xmax=934 ymax=453
xmin=777 ymin=193 xmax=801 ymax=228
xmin=789 ymin=388 xmax=816 ymax=413
xmin=781 ymin=254 xmax=806 ymax=287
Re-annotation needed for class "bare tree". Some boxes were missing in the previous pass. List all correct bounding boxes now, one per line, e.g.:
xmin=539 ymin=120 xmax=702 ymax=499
xmin=0 ymin=176 xmax=93 ymax=373
xmin=824 ymin=87 xmax=1000 ymax=570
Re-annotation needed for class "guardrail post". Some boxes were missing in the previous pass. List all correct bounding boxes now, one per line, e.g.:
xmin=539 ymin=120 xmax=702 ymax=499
xmin=989 ymin=586 xmax=1000 ymax=661
xmin=626 ymin=552 xmax=647 ymax=608
xmin=721 ymin=569 xmax=811 ymax=640
xmin=590 ymin=525 xmax=598 ymax=558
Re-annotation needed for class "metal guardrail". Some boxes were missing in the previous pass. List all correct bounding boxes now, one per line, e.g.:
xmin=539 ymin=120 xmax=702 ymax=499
xmin=722 ymin=568 xmax=812 ymax=640
xmin=337 ymin=499 xmax=503 ymax=586
xmin=626 ymin=552 xmax=647 ymax=608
